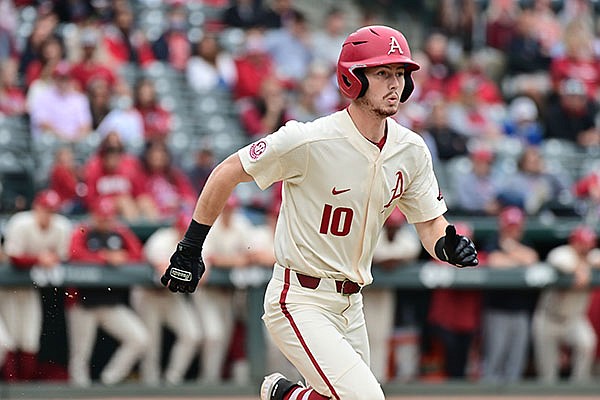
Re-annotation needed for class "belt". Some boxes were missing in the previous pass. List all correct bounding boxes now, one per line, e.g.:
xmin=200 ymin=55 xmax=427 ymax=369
xmin=295 ymin=272 xmax=361 ymax=296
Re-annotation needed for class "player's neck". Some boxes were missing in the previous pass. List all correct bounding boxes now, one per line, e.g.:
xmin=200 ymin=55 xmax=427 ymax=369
xmin=347 ymin=104 xmax=387 ymax=143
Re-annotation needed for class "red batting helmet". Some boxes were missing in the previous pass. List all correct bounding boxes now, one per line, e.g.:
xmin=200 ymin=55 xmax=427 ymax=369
xmin=337 ymin=25 xmax=420 ymax=101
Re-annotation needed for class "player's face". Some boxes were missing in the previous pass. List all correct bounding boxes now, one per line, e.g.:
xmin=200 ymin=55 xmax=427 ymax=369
xmin=357 ymin=64 xmax=406 ymax=118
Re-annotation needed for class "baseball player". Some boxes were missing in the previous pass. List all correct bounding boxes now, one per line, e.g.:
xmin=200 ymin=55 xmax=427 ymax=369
xmin=1 ymin=189 xmax=72 ymax=380
xmin=161 ymin=25 xmax=478 ymax=400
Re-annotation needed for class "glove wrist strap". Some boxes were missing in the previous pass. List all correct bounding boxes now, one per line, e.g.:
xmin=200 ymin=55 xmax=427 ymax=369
xmin=180 ymin=219 xmax=211 ymax=252
xmin=434 ymin=236 xmax=448 ymax=262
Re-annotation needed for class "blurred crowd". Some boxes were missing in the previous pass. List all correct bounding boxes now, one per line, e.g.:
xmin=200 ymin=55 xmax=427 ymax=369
xmin=0 ymin=0 xmax=599 ymax=387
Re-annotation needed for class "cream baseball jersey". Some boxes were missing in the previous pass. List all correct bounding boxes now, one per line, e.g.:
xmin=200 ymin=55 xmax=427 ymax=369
xmin=238 ymin=109 xmax=447 ymax=285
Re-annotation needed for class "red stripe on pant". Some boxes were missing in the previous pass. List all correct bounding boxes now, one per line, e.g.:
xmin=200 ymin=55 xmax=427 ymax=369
xmin=279 ymin=269 xmax=340 ymax=400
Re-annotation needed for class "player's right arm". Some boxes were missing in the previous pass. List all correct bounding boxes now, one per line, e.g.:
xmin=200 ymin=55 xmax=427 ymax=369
xmin=161 ymin=153 xmax=253 ymax=293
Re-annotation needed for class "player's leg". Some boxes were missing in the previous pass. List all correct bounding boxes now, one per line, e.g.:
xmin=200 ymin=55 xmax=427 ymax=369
xmin=193 ymin=287 xmax=234 ymax=383
xmin=503 ymin=311 xmax=529 ymax=383
xmin=17 ymin=288 xmax=43 ymax=380
xmin=163 ymin=294 xmax=201 ymax=384
xmin=531 ymin=313 xmax=561 ymax=382
xmin=362 ymin=287 xmax=394 ymax=382
xmin=98 ymin=305 xmax=149 ymax=385
xmin=567 ymin=318 xmax=596 ymax=382
xmin=131 ymin=288 xmax=163 ymax=385
xmin=66 ymin=305 xmax=98 ymax=386
xmin=0 ymin=289 xmax=18 ymax=380
xmin=481 ymin=310 xmax=511 ymax=382
xmin=263 ymin=275 xmax=384 ymax=400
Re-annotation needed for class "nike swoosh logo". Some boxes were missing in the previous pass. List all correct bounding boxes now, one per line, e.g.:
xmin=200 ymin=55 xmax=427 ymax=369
xmin=332 ymin=187 xmax=351 ymax=195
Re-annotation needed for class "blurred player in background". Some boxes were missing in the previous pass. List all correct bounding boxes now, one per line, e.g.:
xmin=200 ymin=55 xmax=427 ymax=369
xmin=132 ymin=213 xmax=201 ymax=385
xmin=161 ymin=25 xmax=478 ymax=400
xmin=1 ymin=190 xmax=71 ymax=381
xmin=532 ymin=225 xmax=600 ymax=383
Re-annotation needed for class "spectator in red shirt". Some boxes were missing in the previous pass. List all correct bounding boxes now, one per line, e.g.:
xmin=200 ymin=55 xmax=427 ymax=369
xmin=0 ymin=58 xmax=26 ymax=116
xmin=67 ymin=198 xmax=149 ymax=386
xmin=550 ymin=20 xmax=600 ymax=101
xmin=239 ymin=76 xmax=292 ymax=138
xmin=133 ymin=78 xmax=172 ymax=141
xmin=70 ymin=27 xmax=117 ymax=92
xmin=84 ymin=133 xmax=156 ymax=221
xmin=49 ymin=146 xmax=87 ymax=214
xmin=232 ymin=28 xmax=276 ymax=100
xmin=445 ymin=51 xmax=504 ymax=105
xmin=137 ymin=140 xmax=196 ymax=220
xmin=102 ymin=4 xmax=155 ymax=69
xmin=151 ymin=4 xmax=191 ymax=71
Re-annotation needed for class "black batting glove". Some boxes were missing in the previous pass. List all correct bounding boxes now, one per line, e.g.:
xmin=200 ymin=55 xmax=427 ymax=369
xmin=434 ymin=225 xmax=479 ymax=268
xmin=160 ymin=220 xmax=210 ymax=293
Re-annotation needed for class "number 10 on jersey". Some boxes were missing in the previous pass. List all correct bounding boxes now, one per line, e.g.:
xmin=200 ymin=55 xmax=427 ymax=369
xmin=319 ymin=204 xmax=354 ymax=237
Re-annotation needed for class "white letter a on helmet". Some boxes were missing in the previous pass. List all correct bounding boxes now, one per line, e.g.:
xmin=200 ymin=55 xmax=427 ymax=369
xmin=388 ymin=36 xmax=403 ymax=55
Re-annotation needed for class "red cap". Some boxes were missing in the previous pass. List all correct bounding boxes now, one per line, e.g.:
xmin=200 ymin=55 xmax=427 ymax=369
xmin=91 ymin=198 xmax=118 ymax=218
xmin=569 ymin=226 xmax=597 ymax=248
xmin=471 ymin=149 xmax=494 ymax=162
xmin=499 ymin=206 xmax=525 ymax=228
xmin=33 ymin=190 xmax=61 ymax=212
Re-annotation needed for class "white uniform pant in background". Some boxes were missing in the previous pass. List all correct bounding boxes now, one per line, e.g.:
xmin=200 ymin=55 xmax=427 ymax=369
xmin=362 ymin=287 xmax=395 ymax=383
xmin=532 ymin=312 xmax=597 ymax=383
xmin=131 ymin=288 xmax=201 ymax=385
xmin=192 ymin=286 xmax=235 ymax=383
xmin=67 ymin=305 xmax=149 ymax=386
xmin=0 ymin=288 xmax=42 ymax=352
xmin=263 ymin=265 xmax=385 ymax=400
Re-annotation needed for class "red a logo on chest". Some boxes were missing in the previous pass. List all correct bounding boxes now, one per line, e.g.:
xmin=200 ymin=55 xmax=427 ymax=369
xmin=383 ymin=171 xmax=403 ymax=209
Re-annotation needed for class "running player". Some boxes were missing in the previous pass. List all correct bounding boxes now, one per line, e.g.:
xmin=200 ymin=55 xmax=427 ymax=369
xmin=161 ymin=25 xmax=478 ymax=399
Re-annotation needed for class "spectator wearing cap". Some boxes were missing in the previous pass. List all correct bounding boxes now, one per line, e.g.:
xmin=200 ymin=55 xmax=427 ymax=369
xmin=502 ymin=96 xmax=543 ymax=146
xmin=481 ymin=206 xmax=540 ymax=383
xmin=424 ymin=100 xmax=468 ymax=161
xmin=84 ymin=133 xmax=156 ymax=221
xmin=29 ymin=61 xmax=92 ymax=142
xmin=532 ymin=225 xmax=600 ymax=383
xmin=70 ymin=27 xmax=118 ymax=92
xmin=131 ymin=213 xmax=201 ymax=385
xmin=543 ymin=78 xmax=600 ymax=148
xmin=191 ymin=195 xmax=254 ymax=383
xmin=67 ymin=198 xmax=149 ymax=386
xmin=0 ymin=189 xmax=72 ymax=381
xmin=573 ymin=170 xmax=600 ymax=224
xmin=454 ymin=147 xmax=501 ymax=216
xmin=363 ymin=208 xmax=422 ymax=383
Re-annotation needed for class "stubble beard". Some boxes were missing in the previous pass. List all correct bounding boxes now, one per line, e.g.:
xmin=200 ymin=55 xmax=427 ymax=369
xmin=355 ymin=95 xmax=399 ymax=118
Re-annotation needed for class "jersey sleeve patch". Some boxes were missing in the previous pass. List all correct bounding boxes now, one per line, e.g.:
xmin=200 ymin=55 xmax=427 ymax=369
xmin=249 ymin=139 xmax=267 ymax=161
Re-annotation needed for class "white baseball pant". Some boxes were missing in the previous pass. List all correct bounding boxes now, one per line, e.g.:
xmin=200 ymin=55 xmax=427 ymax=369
xmin=532 ymin=312 xmax=597 ymax=382
xmin=362 ymin=287 xmax=395 ymax=382
xmin=131 ymin=288 xmax=201 ymax=384
xmin=66 ymin=304 xmax=149 ymax=386
xmin=263 ymin=265 xmax=385 ymax=400
xmin=192 ymin=286 xmax=235 ymax=383
xmin=0 ymin=288 xmax=42 ymax=352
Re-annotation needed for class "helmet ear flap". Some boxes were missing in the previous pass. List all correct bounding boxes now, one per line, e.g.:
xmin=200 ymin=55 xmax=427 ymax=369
xmin=400 ymin=70 xmax=414 ymax=103
xmin=355 ymin=69 xmax=369 ymax=99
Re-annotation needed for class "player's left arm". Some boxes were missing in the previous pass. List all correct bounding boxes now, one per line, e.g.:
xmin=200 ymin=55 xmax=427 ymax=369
xmin=415 ymin=215 xmax=478 ymax=267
